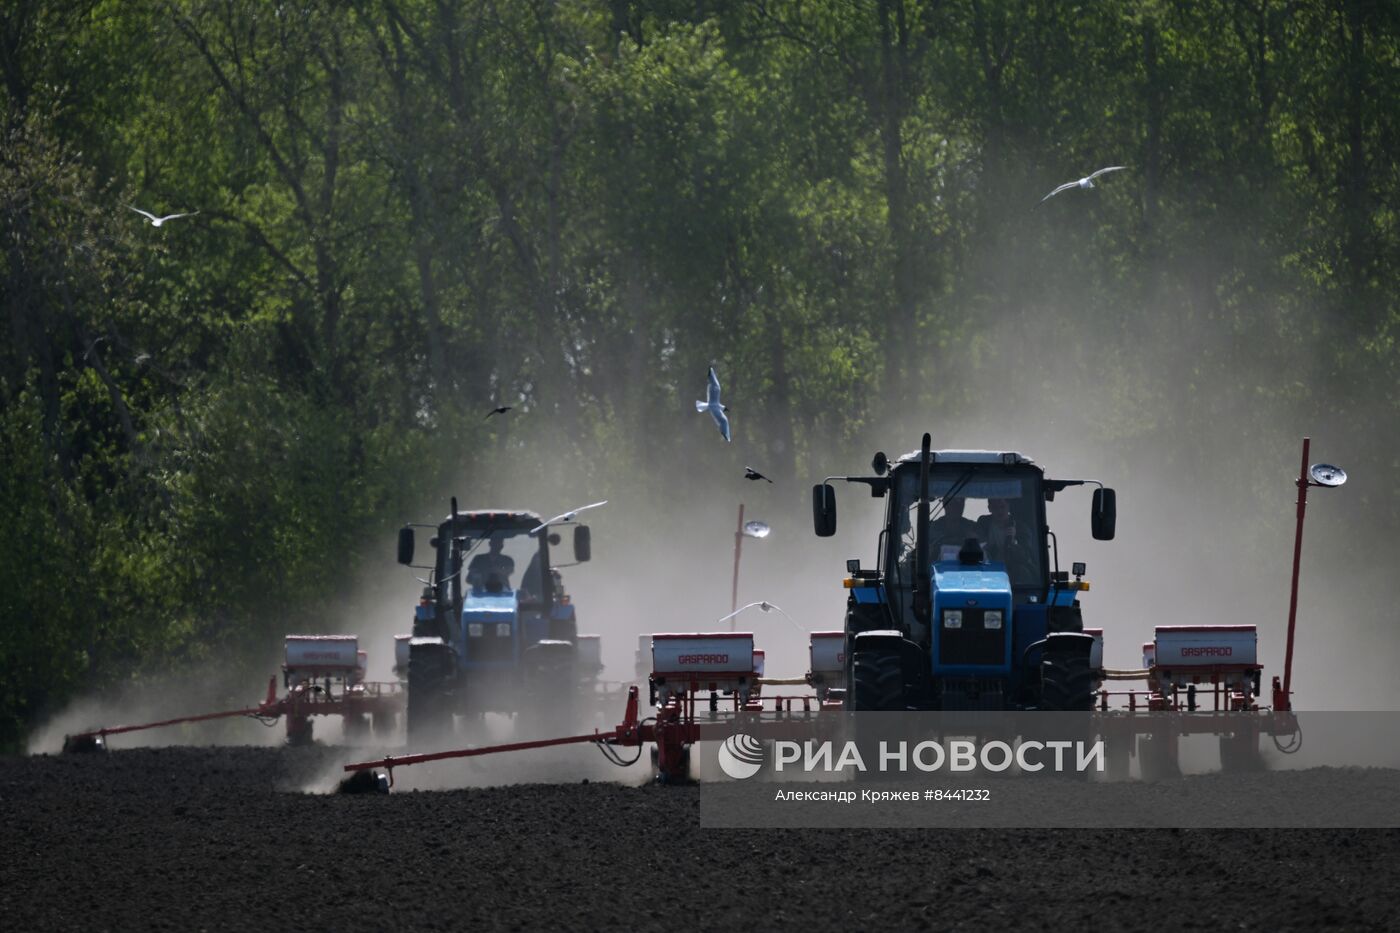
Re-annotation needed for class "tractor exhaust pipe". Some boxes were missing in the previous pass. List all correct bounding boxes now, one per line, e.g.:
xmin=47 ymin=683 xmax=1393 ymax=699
xmin=913 ymin=432 xmax=932 ymax=622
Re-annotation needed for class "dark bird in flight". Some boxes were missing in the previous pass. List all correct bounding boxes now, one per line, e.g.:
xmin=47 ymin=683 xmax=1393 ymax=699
xmin=485 ymin=406 xmax=513 ymax=420
xmin=744 ymin=466 xmax=773 ymax=483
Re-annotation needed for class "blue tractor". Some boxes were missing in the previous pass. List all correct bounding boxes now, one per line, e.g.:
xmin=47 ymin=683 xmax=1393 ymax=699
xmin=396 ymin=500 xmax=592 ymax=742
xmin=812 ymin=434 xmax=1116 ymax=712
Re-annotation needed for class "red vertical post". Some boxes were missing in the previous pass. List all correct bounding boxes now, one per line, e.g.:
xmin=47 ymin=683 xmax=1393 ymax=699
xmin=730 ymin=503 xmax=745 ymax=621
xmin=1280 ymin=437 xmax=1310 ymax=712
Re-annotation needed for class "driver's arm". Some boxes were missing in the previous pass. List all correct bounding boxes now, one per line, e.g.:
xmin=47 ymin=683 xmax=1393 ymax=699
xmin=466 ymin=554 xmax=490 ymax=587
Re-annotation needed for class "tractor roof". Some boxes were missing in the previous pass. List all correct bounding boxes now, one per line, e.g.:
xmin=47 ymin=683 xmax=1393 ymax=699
xmin=894 ymin=449 xmax=1036 ymax=467
xmin=441 ymin=509 xmax=543 ymax=532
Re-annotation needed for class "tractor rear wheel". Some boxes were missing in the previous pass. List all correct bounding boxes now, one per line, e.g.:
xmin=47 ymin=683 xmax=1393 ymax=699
xmin=1040 ymin=651 xmax=1097 ymax=712
xmin=407 ymin=643 xmax=454 ymax=745
xmin=521 ymin=640 xmax=578 ymax=728
xmin=850 ymin=648 xmax=905 ymax=782
xmin=850 ymin=649 xmax=905 ymax=712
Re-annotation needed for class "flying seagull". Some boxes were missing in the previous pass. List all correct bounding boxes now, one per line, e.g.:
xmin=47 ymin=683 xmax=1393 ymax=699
xmin=1038 ymin=166 xmax=1127 ymax=204
xmin=128 ymin=206 xmax=200 ymax=227
xmin=716 ymin=600 xmax=804 ymax=632
xmin=744 ymin=466 xmax=773 ymax=483
xmin=696 ymin=367 xmax=731 ymax=442
xmin=530 ymin=500 xmax=608 ymax=535
xmin=484 ymin=406 xmax=512 ymax=420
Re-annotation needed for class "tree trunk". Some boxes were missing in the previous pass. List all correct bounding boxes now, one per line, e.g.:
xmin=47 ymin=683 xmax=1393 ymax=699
xmin=876 ymin=0 xmax=918 ymax=391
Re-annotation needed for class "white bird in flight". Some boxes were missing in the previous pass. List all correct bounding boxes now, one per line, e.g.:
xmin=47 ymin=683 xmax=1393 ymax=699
xmin=530 ymin=500 xmax=608 ymax=535
xmin=716 ymin=600 xmax=805 ymax=632
xmin=1039 ymin=166 xmax=1126 ymax=204
xmin=696 ymin=367 xmax=731 ymax=442
xmin=129 ymin=206 xmax=200 ymax=227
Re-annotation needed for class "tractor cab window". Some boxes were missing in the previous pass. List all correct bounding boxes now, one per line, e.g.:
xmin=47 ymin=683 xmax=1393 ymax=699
xmin=518 ymin=550 xmax=545 ymax=603
xmin=891 ymin=472 xmax=1043 ymax=589
xmin=462 ymin=530 xmax=541 ymax=596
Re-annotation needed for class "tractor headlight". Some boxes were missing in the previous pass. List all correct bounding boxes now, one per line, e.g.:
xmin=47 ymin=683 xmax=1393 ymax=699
xmin=984 ymin=610 xmax=1003 ymax=630
xmin=468 ymin=623 xmax=483 ymax=637
xmin=495 ymin=622 xmax=510 ymax=637
xmin=943 ymin=610 xmax=962 ymax=629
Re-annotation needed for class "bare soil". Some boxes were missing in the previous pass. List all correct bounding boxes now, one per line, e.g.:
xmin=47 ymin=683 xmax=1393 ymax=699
xmin=2 ymin=745 xmax=1397 ymax=931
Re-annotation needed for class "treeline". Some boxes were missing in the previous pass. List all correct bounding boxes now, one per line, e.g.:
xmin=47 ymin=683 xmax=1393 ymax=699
xmin=2 ymin=0 xmax=1397 ymax=748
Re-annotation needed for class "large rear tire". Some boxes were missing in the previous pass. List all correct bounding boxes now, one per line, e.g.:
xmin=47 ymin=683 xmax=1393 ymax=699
xmin=1037 ymin=636 xmax=1096 ymax=780
xmin=850 ymin=649 xmax=905 ymax=712
xmin=850 ymin=647 xmax=904 ymax=783
xmin=407 ymin=642 xmax=454 ymax=746
xmin=521 ymin=640 xmax=578 ymax=730
xmin=1040 ymin=650 xmax=1097 ymax=712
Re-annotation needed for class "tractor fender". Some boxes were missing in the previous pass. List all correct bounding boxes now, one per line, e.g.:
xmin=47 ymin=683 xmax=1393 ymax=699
xmin=522 ymin=639 xmax=577 ymax=669
xmin=851 ymin=629 xmax=908 ymax=652
xmin=409 ymin=636 xmax=455 ymax=663
xmin=1043 ymin=630 xmax=1095 ymax=659
xmin=407 ymin=637 xmax=458 ymax=686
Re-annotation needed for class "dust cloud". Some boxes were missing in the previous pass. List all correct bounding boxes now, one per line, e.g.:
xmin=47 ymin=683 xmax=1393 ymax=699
xmin=34 ymin=391 xmax=1393 ymax=770
xmin=26 ymin=654 xmax=288 ymax=754
xmin=31 ymin=260 xmax=1398 ymax=773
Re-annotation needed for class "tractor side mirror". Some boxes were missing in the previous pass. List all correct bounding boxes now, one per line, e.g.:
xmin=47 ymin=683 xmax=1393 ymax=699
xmin=397 ymin=527 xmax=415 ymax=565
xmin=574 ymin=525 xmax=592 ymax=563
xmin=1091 ymin=488 xmax=1117 ymax=541
xmin=813 ymin=484 xmax=837 ymax=537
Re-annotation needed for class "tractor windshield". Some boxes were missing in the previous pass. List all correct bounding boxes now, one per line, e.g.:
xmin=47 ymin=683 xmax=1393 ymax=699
xmin=458 ymin=530 xmax=548 ymax=601
xmin=888 ymin=465 xmax=1045 ymax=591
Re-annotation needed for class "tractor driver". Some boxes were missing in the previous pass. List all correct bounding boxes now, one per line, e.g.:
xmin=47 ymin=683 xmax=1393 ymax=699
xmin=467 ymin=534 xmax=515 ymax=592
xmin=977 ymin=498 xmax=1036 ymax=582
xmin=927 ymin=496 xmax=981 ymax=560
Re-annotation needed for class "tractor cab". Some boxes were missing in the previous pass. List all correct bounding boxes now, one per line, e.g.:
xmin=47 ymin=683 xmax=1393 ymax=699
xmin=813 ymin=436 xmax=1116 ymax=711
xmin=395 ymin=502 xmax=594 ymax=739
xmin=888 ymin=451 xmax=1047 ymax=603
